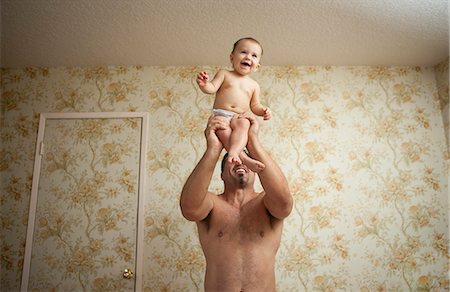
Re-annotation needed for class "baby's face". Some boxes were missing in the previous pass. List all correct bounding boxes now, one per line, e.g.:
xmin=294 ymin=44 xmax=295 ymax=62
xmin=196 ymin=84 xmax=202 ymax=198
xmin=230 ymin=39 xmax=262 ymax=75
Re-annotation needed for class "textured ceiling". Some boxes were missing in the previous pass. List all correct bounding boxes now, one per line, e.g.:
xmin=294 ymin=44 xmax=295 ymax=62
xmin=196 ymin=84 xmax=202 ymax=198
xmin=1 ymin=0 xmax=449 ymax=68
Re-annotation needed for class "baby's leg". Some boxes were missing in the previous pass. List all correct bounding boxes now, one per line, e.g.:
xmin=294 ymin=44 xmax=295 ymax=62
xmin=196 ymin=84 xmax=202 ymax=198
xmin=229 ymin=116 xmax=265 ymax=172
xmin=214 ymin=116 xmax=232 ymax=151
xmin=239 ymin=152 xmax=265 ymax=172
xmin=227 ymin=116 xmax=249 ymax=165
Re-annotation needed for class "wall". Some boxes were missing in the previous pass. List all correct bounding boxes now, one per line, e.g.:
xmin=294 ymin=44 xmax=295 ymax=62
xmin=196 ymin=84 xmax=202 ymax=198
xmin=434 ymin=58 xmax=449 ymax=148
xmin=1 ymin=63 xmax=448 ymax=291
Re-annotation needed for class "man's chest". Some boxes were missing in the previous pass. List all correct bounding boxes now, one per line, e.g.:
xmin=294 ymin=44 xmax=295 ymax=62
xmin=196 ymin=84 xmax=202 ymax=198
xmin=206 ymin=203 xmax=272 ymax=241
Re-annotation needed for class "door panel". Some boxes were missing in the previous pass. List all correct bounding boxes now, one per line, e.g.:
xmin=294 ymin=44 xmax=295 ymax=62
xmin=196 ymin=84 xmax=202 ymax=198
xmin=22 ymin=113 xmax=148 ymax=292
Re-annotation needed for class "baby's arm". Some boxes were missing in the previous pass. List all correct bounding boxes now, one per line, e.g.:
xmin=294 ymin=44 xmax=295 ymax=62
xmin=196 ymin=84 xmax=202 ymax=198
xmin=250 ymin=83 xmax=272 ymax=120
xmin=196 ymin=70 xmax=226 ymax=94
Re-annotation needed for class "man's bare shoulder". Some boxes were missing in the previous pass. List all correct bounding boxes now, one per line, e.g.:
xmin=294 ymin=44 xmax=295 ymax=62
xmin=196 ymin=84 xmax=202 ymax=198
xmin=249 ymin=192 xmax=285 ymax=224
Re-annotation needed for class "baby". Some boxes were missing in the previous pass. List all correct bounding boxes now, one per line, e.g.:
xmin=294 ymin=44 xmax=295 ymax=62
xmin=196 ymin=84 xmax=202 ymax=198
xmin=196 ymin=37 xmax=271 ymax=172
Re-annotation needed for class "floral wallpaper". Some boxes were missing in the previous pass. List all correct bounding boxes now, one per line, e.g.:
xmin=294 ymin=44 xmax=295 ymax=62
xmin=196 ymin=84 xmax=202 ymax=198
xmin=27 ymin=117 xmax=142 ymax=291
xmin=1 ymin=61 xmax=448 ymax=291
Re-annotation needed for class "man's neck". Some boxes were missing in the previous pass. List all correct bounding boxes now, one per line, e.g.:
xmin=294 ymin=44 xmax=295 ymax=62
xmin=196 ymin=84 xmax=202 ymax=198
xmin=222 ymin=187 xmax=256 ymax=208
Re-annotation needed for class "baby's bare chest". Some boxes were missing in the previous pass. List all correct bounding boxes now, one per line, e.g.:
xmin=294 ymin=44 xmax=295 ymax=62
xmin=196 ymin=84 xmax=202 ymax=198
xmin=219 ymin=76 xmax=255 ymax=96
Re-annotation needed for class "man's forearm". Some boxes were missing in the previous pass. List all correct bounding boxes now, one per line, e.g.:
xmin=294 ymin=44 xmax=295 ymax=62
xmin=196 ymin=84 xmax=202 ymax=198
xmin=180 ymin=148 xmax=221 ymax=221
xmin=247 ymin=136 xmax=293 ymax=219
xmin=247 ymin=137 xmax=286 ymax=187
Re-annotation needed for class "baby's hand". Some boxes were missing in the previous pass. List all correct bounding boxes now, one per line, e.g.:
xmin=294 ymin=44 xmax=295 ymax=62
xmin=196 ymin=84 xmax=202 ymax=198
xmin=196 ymin=71 xmax=209 ymax=87
xmin=263 ymin=107 xmax=272 ymax=120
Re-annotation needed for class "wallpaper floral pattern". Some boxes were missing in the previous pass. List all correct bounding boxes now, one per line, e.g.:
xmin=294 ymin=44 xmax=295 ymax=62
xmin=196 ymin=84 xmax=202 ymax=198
xmin=28 ymin=117 xmax=142 ymax=291
xmin=1 ymin=61 xmax=448 ymax=291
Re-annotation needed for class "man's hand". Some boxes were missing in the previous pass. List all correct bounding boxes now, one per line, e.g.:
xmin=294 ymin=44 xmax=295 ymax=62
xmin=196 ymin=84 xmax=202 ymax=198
xmin=240 ymin=114 xmax=260 ymax=143
xmin=204 ymin=115 xmax=227 ymax=151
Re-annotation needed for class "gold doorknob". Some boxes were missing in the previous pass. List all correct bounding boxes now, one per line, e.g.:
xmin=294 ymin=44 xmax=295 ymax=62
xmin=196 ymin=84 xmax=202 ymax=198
xmin=123 ymin=268 xmax=134 ymax=279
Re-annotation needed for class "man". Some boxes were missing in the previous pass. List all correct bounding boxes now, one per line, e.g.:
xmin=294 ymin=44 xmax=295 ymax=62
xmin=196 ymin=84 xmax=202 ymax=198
xmin=180 ymin=114 xmax=293 ymax=292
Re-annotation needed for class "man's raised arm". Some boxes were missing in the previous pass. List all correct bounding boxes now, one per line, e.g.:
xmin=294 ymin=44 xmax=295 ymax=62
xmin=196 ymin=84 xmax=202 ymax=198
xmin=180 ymin=116 xmax=226 ymax=222
xmin=245 ymin=116 xmax=293 ymax=219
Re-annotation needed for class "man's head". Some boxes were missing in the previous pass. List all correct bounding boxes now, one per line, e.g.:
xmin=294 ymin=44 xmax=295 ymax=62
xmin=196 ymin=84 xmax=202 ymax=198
xmin=221 ymin=153 xmax=229 ymax=173
xmin=230 ymin=37 xmax=263 ymax=76
xmin=221 ymin=153 xmax=255 ymax=188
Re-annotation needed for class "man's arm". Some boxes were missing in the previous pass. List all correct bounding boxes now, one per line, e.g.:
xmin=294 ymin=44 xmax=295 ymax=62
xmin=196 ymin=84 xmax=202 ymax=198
xmin=180 ymin=116 xmax=226 ymax=221
xmin=245 ymin=116 xmax=293 ymax=219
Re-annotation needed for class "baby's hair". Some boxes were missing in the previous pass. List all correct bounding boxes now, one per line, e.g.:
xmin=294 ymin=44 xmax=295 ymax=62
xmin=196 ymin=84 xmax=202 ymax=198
xmin=232 ymin=37 xmax=264 ymax=55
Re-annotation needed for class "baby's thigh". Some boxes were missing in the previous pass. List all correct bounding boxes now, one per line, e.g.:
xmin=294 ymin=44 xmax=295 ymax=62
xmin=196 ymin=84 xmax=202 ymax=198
xmin=213 ymin=115 xmax=233 ymax=132
xmin=230 ymin=115 xmax=250 ymax=130
xmin=214 ymin=115 xmax=232 ymax=126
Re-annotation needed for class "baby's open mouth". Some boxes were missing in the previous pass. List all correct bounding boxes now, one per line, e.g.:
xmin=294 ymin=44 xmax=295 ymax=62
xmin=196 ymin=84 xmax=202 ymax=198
xmin=241 ymin=61 xmax=251 ymax=67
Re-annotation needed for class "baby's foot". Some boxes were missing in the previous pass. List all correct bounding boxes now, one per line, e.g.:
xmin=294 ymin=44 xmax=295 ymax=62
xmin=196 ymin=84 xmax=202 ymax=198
xmin=228 ymin=155 xmax=242 ymax=166
xmin=240 ymin=153 xmax=265 ymax=173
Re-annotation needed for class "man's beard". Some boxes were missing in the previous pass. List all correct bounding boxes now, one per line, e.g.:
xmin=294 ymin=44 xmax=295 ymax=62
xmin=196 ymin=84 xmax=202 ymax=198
xmin=238 ymin=173 xmax=246 ymax=186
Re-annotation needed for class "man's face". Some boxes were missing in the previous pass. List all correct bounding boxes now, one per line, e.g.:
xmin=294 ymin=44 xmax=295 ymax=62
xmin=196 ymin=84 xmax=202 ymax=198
xmin=222 ymin=161 xmax=255 ymax=188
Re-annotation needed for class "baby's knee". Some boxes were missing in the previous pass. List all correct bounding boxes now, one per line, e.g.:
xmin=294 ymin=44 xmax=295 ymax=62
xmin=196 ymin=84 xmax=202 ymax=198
xmin=230 ymin=116 xmax=250 ymax=129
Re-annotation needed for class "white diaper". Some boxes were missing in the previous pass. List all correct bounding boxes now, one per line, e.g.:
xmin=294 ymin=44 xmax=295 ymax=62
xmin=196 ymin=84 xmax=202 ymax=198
xmin=212 ymin=108 xmax=236 ymax=118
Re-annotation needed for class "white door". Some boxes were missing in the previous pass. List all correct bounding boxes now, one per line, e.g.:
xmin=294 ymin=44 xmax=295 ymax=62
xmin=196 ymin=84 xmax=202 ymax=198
xmin=21 ymin=112 xmax=148 ymax=292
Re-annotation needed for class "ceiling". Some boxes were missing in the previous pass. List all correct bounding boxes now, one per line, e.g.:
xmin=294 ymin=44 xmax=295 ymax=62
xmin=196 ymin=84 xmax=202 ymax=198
xmin=1 ymin=0 xmax=449 ymax=68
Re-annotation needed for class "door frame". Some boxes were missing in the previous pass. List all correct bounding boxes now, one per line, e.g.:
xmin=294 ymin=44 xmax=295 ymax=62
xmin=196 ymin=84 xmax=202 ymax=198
xmin=21 ymin=112 xmax=149 ymax=291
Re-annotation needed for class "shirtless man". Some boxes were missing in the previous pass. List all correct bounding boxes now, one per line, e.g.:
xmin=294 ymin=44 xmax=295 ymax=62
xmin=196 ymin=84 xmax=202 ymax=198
xmin=180 ymin=114 xmax=293 ymax=291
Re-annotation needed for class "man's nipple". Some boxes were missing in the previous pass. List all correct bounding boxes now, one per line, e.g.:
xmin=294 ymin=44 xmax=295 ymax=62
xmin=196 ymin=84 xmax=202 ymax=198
xmin=218 ymin=231 xmax=223 ymax=237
